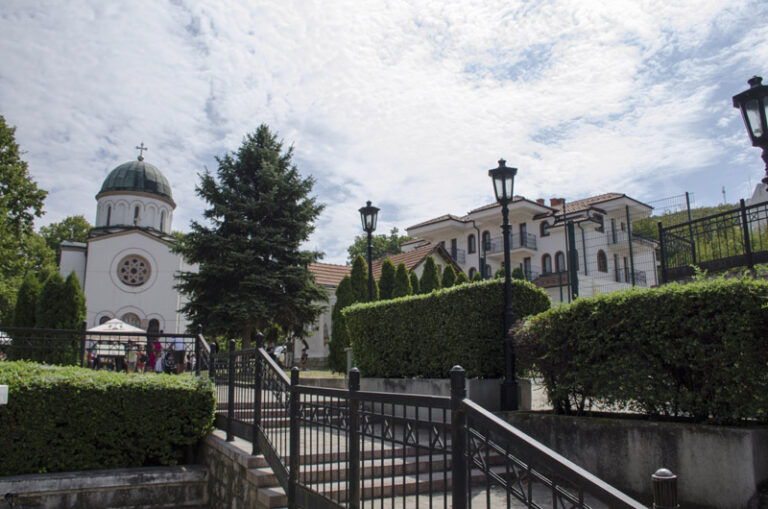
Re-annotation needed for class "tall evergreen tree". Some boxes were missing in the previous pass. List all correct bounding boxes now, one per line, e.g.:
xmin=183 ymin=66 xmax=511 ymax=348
xmin=61 ymin=272 xmax=86 ymax=330
xmin=378 ymin=259 xmax=396 ymax=300
xmin=419 ymin=256 xmax=441 ymax=294
xmin=392 ymin=262 xmax=412 ymax=298
xmin=455 ymin=271 xmax=469 ymax=285
xmin=12 ymin=272 xmax=41 ymax=327
xmin=441 ymin=265 xmax=457 ymax=288
xmin=350 ymin=255 xmax=369 ymax=303
xmin=471 ymin=271 xmax=484 ymax=282
xmin=35 ymin=273 xmax=67 ymax=329
xmin=328 ymin=275 xmax=354 ymax=372
xmin=175 ymin=125 xmax=326 ymax=346
xmin=409 ymin=270 xmax=420 ymax=295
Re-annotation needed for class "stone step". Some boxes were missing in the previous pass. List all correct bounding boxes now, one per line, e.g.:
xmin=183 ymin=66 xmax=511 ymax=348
xmin=257 ymin=485 xmax=287 ymax=508
xmin=299 ymin=454 xmax=451 ymax=484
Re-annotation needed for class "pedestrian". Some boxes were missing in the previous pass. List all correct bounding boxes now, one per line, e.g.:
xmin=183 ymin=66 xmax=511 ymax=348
xmin=137 ymin=345 xmax=147 ymax=373
xmin=171 ymin=336 xmax=186 ymax=374
xmin=126 ymin=341 xmax=138 ymax=373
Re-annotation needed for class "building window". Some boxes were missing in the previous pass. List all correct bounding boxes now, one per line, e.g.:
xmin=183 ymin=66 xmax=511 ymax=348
xmin=484 ymin=263 xmax=491 ymax=279
xmin=482 ymin=231 xmax=491 ymax=252
xmin=160 ymin=211 xmax=166 ymax=232
xmin=542 ymin=254 xmax=552 ymax=274
xmin=611 ymin=218 xmax=617 ymax=244
xmin=148 ymin=319 xmax=160 ymax=333
xmin=121 ymin=313 xmax=141 ymax=327
xmin=523 ymin=257 xmax=532 ymax=280
xmin=555 ymin=251 xmax=566 ymax=272
xmin=597 ymin=250 xmax=608 ymax=272
xmin=106 ymin=206 xmax=111 ymax=226
xmin=440 ymin=240 xmax=445 ymax=249
xmin=469 ymin=267 xmax=476 ymax=279
xmin=134 ymin=206 xmax=140 ymax=226
xmin=624 ymin=256 xmax=630 ymax=282
xmin=467 ymin=234 xmax=476 ymax=254
xmin=117 ymin=254 xmax=152 ymax=286
xmin=519 ymin=223 xmax=527 ymax=238
xmin=614 ymin=254 xmax=620 ymax=282
xmin=99 ymin=315 xmax=111 ymax=325
xmin=540 ymin=221 xmax=550 ymax=237
xmin=450 ymin=238 xmax=458 ymax=260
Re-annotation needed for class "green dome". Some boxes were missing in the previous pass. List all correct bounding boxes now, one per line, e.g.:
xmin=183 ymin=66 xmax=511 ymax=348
xmin=98 ymin=158 xmax=173 ymax=202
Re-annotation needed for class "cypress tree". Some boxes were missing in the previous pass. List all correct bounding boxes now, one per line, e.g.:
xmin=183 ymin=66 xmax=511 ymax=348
xmin=441 ymin=265 xmax=457 ymax=288
xmin=328 ymin=276 xmax=354 ymax=373
xmin=471 ymin=271 xmax=484 ymax=282
xmin=378 ymin=259 xmax=396 ymax=300
xmin=409 ymin=270 xmax=420 ymax=295
xmin=350 ymin=255 xmax=369 ymax=302
xmin=13 ymin=272 xmax=41 ymax=327
xmin=419 ymin=256 xmax=441 ymax=294
xmin=62 ymin=272 xmax=86 ymax=329
xmin=35 ymin=272 xmax=67 ymax=329
xmin=392 ymin=262 xmax=412 ymax=298
xmin=455 ymin=271 xmax=469 ymax=285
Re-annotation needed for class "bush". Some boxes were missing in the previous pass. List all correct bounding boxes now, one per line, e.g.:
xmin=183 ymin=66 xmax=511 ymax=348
xmin=515 ymin=276 xmax=768 ymax=424
xmin=392 ymin=263 xmax=412 ymax=298
xmin=328 ymin=276 xmax=354 ymax=372
xmin=378 ymin=259 xmax=395 ymax=300
xmin=0 ymin=362 xmax=215 ymax=475
xmin=345 ymin=279 xmax=550 ymax=378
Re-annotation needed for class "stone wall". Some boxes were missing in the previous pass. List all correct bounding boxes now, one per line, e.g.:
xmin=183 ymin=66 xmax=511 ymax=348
xmin=199 ymin=432 xmax=268 ymax=509
xmin=502 ymin=412 xmax=768 ymax=509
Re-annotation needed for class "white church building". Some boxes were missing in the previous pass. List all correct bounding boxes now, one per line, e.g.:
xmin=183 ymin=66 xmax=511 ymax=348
xmin=60 ymin=153 xmax=197 ymax=333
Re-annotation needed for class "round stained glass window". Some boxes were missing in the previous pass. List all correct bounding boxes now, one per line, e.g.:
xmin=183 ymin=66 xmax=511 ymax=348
xmin=117 ymin=255 xmax=151 ymax=286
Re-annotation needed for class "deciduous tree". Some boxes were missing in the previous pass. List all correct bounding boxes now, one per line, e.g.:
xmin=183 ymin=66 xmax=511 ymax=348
xmin=39 ymin=215 xmax=91 ymax=262
xmin=347 ymin=227 xmax=410 ymax=263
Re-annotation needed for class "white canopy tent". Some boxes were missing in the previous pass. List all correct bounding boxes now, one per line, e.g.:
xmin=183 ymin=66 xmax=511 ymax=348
xmin=87 ymin=318 xmax=146 ymax=357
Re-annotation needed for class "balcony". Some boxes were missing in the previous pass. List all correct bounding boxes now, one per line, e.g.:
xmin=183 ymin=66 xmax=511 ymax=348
xmin=448 ymin=247 xmax=466 ymax=264
xmin=486 ymin=233 xmax=537 ymax=254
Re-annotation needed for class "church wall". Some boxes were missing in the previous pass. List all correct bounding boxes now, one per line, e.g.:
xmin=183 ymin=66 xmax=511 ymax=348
xmin=60 ymin=245 xmax=87 ymax=286
xmin=83 ymin=231 xmax=195 ymax=333
xmin=96 ymin=195 xmax=174 ymax=232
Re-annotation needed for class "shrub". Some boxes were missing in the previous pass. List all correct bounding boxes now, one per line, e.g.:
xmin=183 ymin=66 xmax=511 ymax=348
xmin=378 ymin=259 xmax=395 ymax=300
xmin=0 ymin=361 xmax=215 ymax=475
xmin=419 ymin=256 xmax=441 ymax=293
xmin=12 ymin=272 xmax=40 ymax=327
xmin=350 ymin=255 xmax=369 ymax=302
xmin=345 ymin=279 xmax=550 ymax=378
xmin=515 ymin=276 xmax=768 ymax=424
xmin=392 ymin=263 xmax=412 ymax=298
xmin=409 ymin=271 xmax=420 ymax=294
xmin=441 ymin=265 xmax=456 ymax=288
xmin=471 ymin=271 xmax=483 ymax=282
xmin=455 ymin=272 xmax=469 ymax=285
xmin=328 ymin=276 xmax=354 ymax=372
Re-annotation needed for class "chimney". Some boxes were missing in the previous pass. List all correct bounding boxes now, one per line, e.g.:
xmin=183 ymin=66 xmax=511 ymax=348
xmin=550 ymin=198 xmax=565 ymax=208
xmin=536 ymin=198 xmax=545 ymax=205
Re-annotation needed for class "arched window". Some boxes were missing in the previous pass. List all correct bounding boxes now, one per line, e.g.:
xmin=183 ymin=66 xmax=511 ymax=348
xmin=99 ymin=315 xmax=111 ymax=325
xmin=469 ymin=267 xmax=476 ymax=279
xmin=133 ymin=206 xmax=140 ymax=225
xmin=467 ymin=234 xmax=476 ymax=254
xmin=540 ymin=221 xmax=549 ymax=237
xmin=482 ymin=231 xmax=491 ymax=252
xmin=121 ymin=313 xmax=141 ymax=327
xmin=597 ymin=250 xmax=608 ymax=272
xmin=148 ymin=319 xmax=160 ymax=333
xmin=542 ymin=254 xmax=552 ymax=274
xmin=106 ymin=206 xmax=111 ymax=226
xmin=160 ymin=211 xmax=166 ymax=232
xmin=555 ymin=251 xmax=566 ymax=272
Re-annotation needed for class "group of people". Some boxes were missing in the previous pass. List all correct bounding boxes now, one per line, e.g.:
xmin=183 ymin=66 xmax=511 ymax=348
xmin=86 ymin=336 xmax=192 ymax=374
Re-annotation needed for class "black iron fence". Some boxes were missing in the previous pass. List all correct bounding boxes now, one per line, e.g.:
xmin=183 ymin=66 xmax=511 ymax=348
xmin=0 ymin=323 xmax=211 ymax=375
xmin=659 ymin=198 xmax=768 ymax=282
xmin=212 ymin=338 xmax=671 ymax=509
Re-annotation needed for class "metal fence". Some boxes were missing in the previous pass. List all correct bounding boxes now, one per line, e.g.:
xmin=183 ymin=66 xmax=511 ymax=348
xmin=0 ymin=323 xmax=211 ymax=375
xmin=659 ymin=198 xmax=768 ymax=282
xmin=212 ymin=337 xmax=665 ymax=509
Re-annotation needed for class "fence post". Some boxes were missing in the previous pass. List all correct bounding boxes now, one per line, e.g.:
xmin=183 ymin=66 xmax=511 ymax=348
xmin=194 ymin=324 xmax=202 ymax=377
xmin=288 ymin=368 xmax=300 ymax=509
xmin=227 ymin=339 xmax=236 ymax=442
xmin=740 ymin=199 xmax=754 ymax=270
xmin=652 ymin=468 xmax=679 ymax=508
xmin=450 ymin=366 xmax=467 ymax=509
xmin=79 ymin=321 xmax=87 ymax=368
xmin=348 ymin=368 xmax=361 ymax=509
xmin=685 ymin=192 xmax=696 ymax=265
xmin=658 ymin=222 xmax=667 ymax=284
xmin=252 ymin=332 xmax=264 ymax=456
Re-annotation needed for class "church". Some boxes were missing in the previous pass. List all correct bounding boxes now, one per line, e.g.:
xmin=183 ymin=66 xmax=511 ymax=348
xmin=59 ymin=148 xmax=197 ymax=333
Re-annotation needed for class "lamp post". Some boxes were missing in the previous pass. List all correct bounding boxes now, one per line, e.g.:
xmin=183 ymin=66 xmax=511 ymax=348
xmin=733 ymin=76 xmax=768 ymax=188
xmin=488 ymin=158 xmax=518 ymax=411
xmin=359 ymin=201 xmax=379 ymax=301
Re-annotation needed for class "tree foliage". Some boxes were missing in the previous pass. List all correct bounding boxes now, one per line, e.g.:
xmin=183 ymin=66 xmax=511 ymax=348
xmin=471 ymin=271 xmax=484 ymax=282
xmin=350 ymin=254 xmax=374 ymax=302
xmin=39 ymin=215 xmax=91 ymax=262
xmin=441 ymin=265 xmax=456 ymax=288
xmin=378 ymin=259 xmax=396 ymax=300
xmin=328 ymin=275 xmax=354 ymax=373
xmin=62 ymin=272 xmax=86 ymax=330
xmin=347 ymin=227 xmax=410 ymax=264
xmin=455 ymin=271 xmax=469 ymax=285
xmin=12 ymin=272 xmax=41 ymax=327
xmin=409 ymin=270 xmax=420 ymax=295
xmin=175 ymin=125 xmax=326 ymax=345
xmin=0 ymin=116 xmax=48 ymax=324
xmin=392 ymin=262 xmax=412 ymax=298
xmin=419 ymin=256 xmax=441 ymax=294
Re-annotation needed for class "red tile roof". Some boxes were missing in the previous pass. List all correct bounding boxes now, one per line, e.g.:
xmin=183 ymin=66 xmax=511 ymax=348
xmin=371 ymin=243 xmax=462 ymax=279
xmin=309 ymin=262 xmax=351 ymax=287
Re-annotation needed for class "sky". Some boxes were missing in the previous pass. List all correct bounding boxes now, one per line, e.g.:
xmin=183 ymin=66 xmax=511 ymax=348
xmin=1 ymin=0 xmax=767 ymax=265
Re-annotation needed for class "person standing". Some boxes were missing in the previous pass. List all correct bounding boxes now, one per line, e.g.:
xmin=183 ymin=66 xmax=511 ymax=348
xmin=126 ymin=342 xmax=138 ymax=373
xmin=171 ymin=336 xmax=186 ymax=374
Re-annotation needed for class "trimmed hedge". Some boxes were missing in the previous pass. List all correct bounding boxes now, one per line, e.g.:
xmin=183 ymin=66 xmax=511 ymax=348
xmin=344 ymin=279 xmax=550 ymax=378
xmin=515 ymin=276 xmax=768 ymax=424
xmin=0 ymin=362 xmax=215 ymax=475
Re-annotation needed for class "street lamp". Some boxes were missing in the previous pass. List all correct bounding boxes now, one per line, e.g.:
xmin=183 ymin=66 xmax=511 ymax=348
xmin=733 ymin=75 xmax=768 ymax=188
xmin=488 ymin=158 xmax=518 ymax=411
xmin=359 ymin=200 xmax=379 ymax=301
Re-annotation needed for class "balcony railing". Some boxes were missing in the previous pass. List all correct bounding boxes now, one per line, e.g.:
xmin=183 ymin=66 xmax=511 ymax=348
xmin=449 ymin=247 xmax=466 ymax=264
xmin=487 ymin=232 xmax=537 ymax=254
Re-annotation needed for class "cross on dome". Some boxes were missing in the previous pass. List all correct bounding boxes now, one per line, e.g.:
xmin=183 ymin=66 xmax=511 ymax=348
xmin=135 ymin=142 xmax=149 ymax=161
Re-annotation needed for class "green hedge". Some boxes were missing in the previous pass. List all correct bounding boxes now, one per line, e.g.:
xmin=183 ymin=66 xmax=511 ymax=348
xmin=0 ymin=362 xmax=215 ymax=475
xmin=515 ymin=277 xmax=768 ymax=424
xmin=344 ymin=279 xmax=550 ymax=378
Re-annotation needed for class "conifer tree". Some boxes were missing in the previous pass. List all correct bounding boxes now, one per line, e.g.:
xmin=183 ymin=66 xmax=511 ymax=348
xmin=392 ymin=262 xmax=412 ymax=298
xmin=350 ymin=255 xmax=369 ymax=302
xmin=175 ymin=125 xmax=326 ymax=345
xmin=471 ymin=271 xmax=484 ymax=282
xmin=378 ymin=259 xmax=396 ymax=300
xmin=409 ymin=270 xmax=420 ymax=295
xmin=328 ymin=276 xmax=354 ymax=372
xmin=12 ymin=272 xmax=41 ymax=327
xmin=61 ymin=272 xmax=86 ymax=329
xmin=35 ymin=272 xmax=66 ymax=329
xmin=441 ymin=265 xmax=457 ymax=288
xmin=455 ymin=271 xmax=469 ymax=285
xmin=419 ymin=256 xmax=441 ymax=294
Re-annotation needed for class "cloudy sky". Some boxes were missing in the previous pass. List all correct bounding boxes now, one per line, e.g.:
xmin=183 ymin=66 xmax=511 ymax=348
xmin=1 ymin=0 xmax=767 ymax=264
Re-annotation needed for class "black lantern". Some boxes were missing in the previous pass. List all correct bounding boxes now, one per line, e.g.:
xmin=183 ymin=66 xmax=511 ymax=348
xmin=489 ymin=159 xmax=518 ymax=411
xmin=359 ymin=201 xmax=379 ymax=233
xmin=488 ymin=159 xmax=518 ymax=204
xmin=732 ymin=76 xmax=768 ymax=186
xmin=359 ymin=201 xmax=379 ymax=301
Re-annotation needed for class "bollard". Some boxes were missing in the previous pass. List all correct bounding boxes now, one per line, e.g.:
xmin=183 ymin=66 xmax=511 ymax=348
xmin=652 ymin=468 xmax=679 ymax=509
